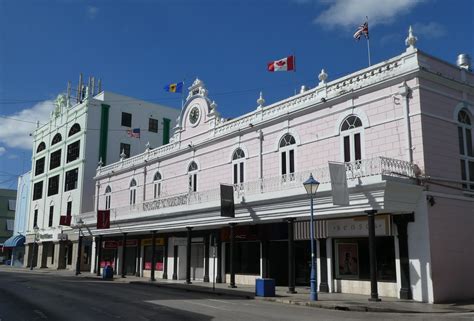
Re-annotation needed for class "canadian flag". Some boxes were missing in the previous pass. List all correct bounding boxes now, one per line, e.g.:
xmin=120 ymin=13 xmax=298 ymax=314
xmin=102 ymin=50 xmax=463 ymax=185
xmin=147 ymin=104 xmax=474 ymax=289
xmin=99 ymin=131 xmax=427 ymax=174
xmin=267 ymin=55 xmax=295 ymax=72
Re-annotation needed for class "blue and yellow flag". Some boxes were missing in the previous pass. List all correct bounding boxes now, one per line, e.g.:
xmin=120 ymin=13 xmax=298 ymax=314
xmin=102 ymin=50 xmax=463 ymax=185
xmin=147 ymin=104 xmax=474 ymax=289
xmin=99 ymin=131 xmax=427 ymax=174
xmin=164 ymin=82 xmax=184 ymax=93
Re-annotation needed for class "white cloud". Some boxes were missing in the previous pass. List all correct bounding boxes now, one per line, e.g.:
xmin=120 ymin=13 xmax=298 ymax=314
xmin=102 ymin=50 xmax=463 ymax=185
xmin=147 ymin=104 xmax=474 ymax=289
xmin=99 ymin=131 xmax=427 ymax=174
xmin=0 ymin=100 xmax=54 ymax=150
xmin=413 ymin=22 xmax=446 ymax=39
xmin=87 ymin=6 xmax=99 ymax=19
xmin=0 ymin=146 xmax=5 ymax=156
xmin=314 ymin=0 xmax=426 ymax=29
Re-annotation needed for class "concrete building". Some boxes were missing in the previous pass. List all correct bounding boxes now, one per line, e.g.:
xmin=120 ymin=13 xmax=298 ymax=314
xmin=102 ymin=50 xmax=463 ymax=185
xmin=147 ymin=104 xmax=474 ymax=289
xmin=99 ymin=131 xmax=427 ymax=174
xmin=0 ymin=189 xmax=17 ymax=263
xmin=24 ymin=77 xmax=180 ymax=271
xmin=76 ymin=28 xmax=473 ymax=303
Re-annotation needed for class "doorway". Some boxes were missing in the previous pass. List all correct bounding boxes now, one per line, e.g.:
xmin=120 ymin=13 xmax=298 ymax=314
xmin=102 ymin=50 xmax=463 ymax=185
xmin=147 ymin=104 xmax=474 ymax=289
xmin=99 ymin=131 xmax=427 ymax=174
xmin=190 ymin=243 xmax=204 ymax=280
xmin=124 ymin=247 xmax=137 ymax=275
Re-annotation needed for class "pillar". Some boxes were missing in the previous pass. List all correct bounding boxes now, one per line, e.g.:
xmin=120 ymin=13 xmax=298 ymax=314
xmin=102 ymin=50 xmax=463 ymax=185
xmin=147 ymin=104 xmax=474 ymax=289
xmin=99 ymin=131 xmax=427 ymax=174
xmin=135 ymin=238 xmax=142 ymax=277
xmin=75 ymin=235 xmax=83 ymax=275
xmin=172 ymin=245 xmax=178 ymax=280
xmin=162 ymin=236 xmax=168 ymax=279
xmin=394 ymin=213 xmax=414 ymax=300
xmin=203 ymin=233 xmax=210 ymax=282
xmin=261 ymin=240 xmax=269 ymax=278
xmin=186 ymin=227 xmax=192 ymax=284
xmin=318 ymin=238 xmax=329 ymax=292
xmin=151 ymin=231 xmax=156 ymax=281
xmin=215 ymin=231 xmax=222 ymax=283
xmin=287 ymin=218 xmax=296 ymax=293
xmin=229 ymin=223 xmax=237 ymax=288
xmin=96 ymin=235 xmax=102 ymax=276
xmin=121 ymin=233 xmax=127 ymax=278
xmin=366 ymin=210 xmax=381 ymax=302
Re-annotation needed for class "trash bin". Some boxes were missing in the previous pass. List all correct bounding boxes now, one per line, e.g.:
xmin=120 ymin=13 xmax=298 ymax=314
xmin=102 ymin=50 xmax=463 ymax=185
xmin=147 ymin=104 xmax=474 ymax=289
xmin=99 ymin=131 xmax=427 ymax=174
xmin=255 ymin=278 xmax=275 ymax=297
xmin=102 ymin=265 xmax=114 ymax=280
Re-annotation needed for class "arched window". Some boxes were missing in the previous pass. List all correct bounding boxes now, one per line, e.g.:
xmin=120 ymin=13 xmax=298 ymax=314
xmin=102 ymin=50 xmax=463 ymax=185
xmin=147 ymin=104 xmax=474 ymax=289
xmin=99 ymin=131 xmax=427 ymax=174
xmin=153 ymin=171 xmax=162 ymax=199
xmin=232 ymin=148 xmax=245 ymax=185
xmin=458 ymin=109 xmax=473 ymax=190
xmin=68 ymin=123 xmax=81 ymax=137
xmin=279 ymin=134 xmax=296 ymax=180
xmin=105 ymin=186 xmax=112 ymax=209
xmin=129 ymin=179 xmax=137 ymax=205
xmin=341 ymin=115 xmax=363 ymax=162
xmin=188 ymin=161 xmax=198 ymax=192
xmin=52 ymin=133 xmax=62 ymax=145
xmin=36 ymin=142 xmax=46 ymax=153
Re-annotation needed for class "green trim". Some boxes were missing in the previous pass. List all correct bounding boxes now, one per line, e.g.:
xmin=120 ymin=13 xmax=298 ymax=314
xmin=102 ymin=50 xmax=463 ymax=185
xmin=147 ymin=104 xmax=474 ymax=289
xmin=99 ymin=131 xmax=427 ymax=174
xmin=163 ymin=118 xmax=171 ymax=145
xmin=99 ymin=104 xmax=110 ymax=164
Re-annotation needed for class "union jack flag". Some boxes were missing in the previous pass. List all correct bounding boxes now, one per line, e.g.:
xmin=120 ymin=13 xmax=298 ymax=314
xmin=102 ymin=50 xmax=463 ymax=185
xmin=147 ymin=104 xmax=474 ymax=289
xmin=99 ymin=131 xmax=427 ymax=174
xmin=127 ymin=128 xmax=141 ymax=138
xmin=353 ymin=22 xmax=369 ymax=40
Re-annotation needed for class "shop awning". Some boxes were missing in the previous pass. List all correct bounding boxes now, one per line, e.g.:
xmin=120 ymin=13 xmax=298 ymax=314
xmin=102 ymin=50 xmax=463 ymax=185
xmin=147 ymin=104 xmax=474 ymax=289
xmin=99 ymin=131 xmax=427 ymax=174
xmin=3 ymin=235 xmax=25 ymax=248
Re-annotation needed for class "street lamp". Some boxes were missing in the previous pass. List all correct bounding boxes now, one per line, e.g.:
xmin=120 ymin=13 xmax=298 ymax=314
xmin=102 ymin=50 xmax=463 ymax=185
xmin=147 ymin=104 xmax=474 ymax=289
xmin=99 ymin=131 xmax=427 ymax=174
xmin=75 ymin=218 xmax=84 ymax=276
xmin=30 ymin=225 xmax=39 ymax=270
xmin=303 ymin=173 xmax=320 ymax=301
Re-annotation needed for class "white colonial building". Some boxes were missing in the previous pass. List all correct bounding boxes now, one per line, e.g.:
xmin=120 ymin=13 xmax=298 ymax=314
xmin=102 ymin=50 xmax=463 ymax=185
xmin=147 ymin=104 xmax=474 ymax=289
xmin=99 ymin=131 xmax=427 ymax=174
xmin=25 ymin=78 xmax=180 ymax=271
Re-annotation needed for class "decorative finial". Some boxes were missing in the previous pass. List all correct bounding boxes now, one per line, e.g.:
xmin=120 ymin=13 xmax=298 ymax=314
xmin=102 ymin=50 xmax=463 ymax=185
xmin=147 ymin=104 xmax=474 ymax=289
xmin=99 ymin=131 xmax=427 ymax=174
xmin=318 ymin=69 xmax=328 ymax=85
xmin=300 ymin=85 xmax=307 ymax=94
xmin=210 ymin=100 xmax=217 ymax=111
xmin=257 ymin=92 xmax=265 ymax=108
xmin=98 ymin=157 xmax=103 ymax=168
xmin=120 ymin=149 xmax=126 ymax=160
xmin=405 ymin=25 xmax=417 ymax=50
xmin=145 ymin=141 xmax=151 ymax=151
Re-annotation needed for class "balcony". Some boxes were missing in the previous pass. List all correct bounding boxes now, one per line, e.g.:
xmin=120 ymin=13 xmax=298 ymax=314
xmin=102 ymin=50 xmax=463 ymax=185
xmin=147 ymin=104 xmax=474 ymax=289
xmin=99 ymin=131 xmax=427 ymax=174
xmin=77 ymin=157 xmax=418 ymax=226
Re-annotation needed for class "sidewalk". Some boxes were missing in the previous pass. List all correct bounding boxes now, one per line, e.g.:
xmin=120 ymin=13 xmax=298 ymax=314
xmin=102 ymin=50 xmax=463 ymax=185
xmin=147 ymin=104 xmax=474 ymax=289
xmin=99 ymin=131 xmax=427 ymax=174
xmin=2 ymin=265 xmax=474 ymax=314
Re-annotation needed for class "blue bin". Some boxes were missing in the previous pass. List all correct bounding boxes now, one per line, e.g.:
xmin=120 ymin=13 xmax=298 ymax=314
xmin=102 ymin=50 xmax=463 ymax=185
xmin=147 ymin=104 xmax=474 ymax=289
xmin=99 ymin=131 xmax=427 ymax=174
xmin=102 ymin=265 xmax=114 ymax=280
xmin=255 ymin=278 xmax=275 ymax=297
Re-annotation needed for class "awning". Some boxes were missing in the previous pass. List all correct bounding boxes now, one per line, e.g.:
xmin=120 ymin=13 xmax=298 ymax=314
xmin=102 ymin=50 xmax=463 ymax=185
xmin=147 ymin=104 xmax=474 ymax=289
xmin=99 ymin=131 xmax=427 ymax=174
xmin=3 ymin=235 xmax=25 ymax=248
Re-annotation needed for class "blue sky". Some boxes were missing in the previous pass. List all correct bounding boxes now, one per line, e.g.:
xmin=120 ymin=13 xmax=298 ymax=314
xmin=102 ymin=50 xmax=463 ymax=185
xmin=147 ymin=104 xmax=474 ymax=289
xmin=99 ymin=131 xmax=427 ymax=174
xmin=1 ymin=0 xmax=473 ymax=189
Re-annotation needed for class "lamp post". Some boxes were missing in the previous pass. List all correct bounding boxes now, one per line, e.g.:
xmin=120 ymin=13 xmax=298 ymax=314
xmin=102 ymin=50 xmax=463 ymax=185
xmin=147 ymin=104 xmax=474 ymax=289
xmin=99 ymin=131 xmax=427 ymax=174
xmin=75 ymin=218 xmax=84 ymax=276
xmin=30 ymin=225 xmax=39 ymax=270
xmin=303 ymin=173 xmax=320 ymax=301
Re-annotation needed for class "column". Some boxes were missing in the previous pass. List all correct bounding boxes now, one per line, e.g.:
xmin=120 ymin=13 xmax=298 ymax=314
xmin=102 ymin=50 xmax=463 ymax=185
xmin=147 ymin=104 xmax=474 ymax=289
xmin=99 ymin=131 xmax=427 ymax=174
xmin=186 ymin=227 xmax=192 ymax=284
xmin=203 ymin=233 xmax=210 ymax=282
xmin=261 ymin=240 xmax=269 ymax=278
xmin=162 ymin=236 xmax=168 ymax=279
xmin=121 ymin=233 xmax=127 ymax=278
xmin=394 ymin=213 xmax=414 ymax=300
xmin=215 ymin=231 xmax=222 ymax=283
xmin=318 ymin=238 xmax=329 ymax=292
xmin=366 ymin=210 xmax=381 ymax=302
xmin=151 ymin=231 xmax=156 ymax=281
xmin=287 ymin=218 xmax=296 ymax=293
xmin=96 ymin=235 xmax=102 ymax=276
xmin=75 ymin=234 xmax=83 ymax=275
xmin=172 ymin=245 xmax=178 ymax=280
xmin=229 ymin=223 xmax=237 ymax=288
xmin=135 ymin=238 xmax=142 ymax=277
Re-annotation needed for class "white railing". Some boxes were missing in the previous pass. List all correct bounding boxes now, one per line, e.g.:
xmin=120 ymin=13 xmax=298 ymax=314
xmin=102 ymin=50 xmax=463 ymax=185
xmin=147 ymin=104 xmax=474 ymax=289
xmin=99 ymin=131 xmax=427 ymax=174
xmin=78 ymin=157 xmax=416 ymax=225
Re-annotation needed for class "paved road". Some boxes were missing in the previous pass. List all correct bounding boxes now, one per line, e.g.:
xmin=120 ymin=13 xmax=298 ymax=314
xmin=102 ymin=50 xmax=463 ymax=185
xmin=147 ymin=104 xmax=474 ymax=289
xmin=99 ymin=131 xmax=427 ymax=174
xmin=0 ymin=271 xmax=473 ymax=321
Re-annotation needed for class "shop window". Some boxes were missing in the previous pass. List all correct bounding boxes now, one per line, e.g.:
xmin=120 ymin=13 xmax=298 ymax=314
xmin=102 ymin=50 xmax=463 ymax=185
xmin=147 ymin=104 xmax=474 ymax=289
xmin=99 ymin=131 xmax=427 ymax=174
xmin=36 ymin=142 xmax=46 ymax=153
xmin=47 ymin=175 xmax=60 ymax=196
xmin=458 ymin=109 xmax=474 ymax=190
xmin=188 ymin=161 xmax=198 ymax=192
xmin=153 ymin=172 xmax=162 ymax=199
xmin=121 ymin=112 xmax=132 ymax=127
xmin=35 ymin=157 xmax=45 ymax=176
xmin=129 ymin=179 xmax=137 ymax=205
xmin=224 ymin=241 xmax=260 ymax=275
xmin=64 ymin=168 xmax=79 ymax=191
xmin=232 ymin=148 xmax=245 ymax=185
xmin=149 ymin=118 xmax=159 ymax=133
xmin=50 ymin=149 xmax=61 ymax=170
xmin=341 ymin=115 xmax=363 ymax=163
xmin=68 ymin=123 xmax=81 ymax=137
xmin=143 ymin=245 xmax=164 ymax=271
xmin=279 ymin=134 xmax=296 ymax=180
xmin=52 ymin=133 xmax=62 ymax=145
xmin=33 ymin=181 xmax=43 ymax=200
xmin=105 ymin=186 xmax=112 ymax=209
xmin=67 ymin=141 xmax=80 ymax=163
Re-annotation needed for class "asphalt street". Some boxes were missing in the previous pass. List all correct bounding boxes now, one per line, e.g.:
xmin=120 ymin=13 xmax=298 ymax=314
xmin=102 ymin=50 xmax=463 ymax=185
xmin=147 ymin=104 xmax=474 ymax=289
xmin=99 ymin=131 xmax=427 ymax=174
xmin=0 ymin=271 xmax=473 ymax=321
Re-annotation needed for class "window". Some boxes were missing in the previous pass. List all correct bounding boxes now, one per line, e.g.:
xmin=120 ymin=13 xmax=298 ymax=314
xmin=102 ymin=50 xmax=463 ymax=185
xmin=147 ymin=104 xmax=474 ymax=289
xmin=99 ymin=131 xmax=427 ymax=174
xmin=68 ymin=123 xmax=81 ymax=137
xmin=48 ymin=205 xmax=54 ymax=227
xmin=279 ymin=134 xmax=296 ymax=180
xmin=129 ymin=179 xmax=137 ymax=205
xmin=35 ymin=157 xmax=45 ymax=176
xmin=458 ymin=109 xmax=474 ymax=190
xmin=341 ymin=115 xmax=363 ymax=163
xmin=50 ymin=149 xmax=61 ymax=170
xmin=64 ymin=168 xmax=79 ymax=191
xmin=153 ymin=172 xmax=162 ymax=199
xmin=67 ymin=201 xmax=72 ymax=216
xmin=52 ymin=133 xmax=62 ymax=145
xmin=36 ymin=142 xmax=46 ymax=153
xmin=47 ymin=175 xmax=60 ymax=196
xmin=105 ymin=186 xmax=112 ymax=209
xmin=121 ymin=112 xmax=132 ymax=127
xmin=67 ymin=141 xmax=80 ymax=163
xmin=33 ymin=181 xmax=43 ymax=200
xmin=149 ymin=118 xmax=159 ymax=133
xmin=120 ymin=143 xmax=131 ymax=159
xmin=33 ymin=209 xmax=38 ymax=228
xmin=232 ymin=148 xmax=245 ymax=185
xmin=188 ymin=161 xmax=198 ymax=192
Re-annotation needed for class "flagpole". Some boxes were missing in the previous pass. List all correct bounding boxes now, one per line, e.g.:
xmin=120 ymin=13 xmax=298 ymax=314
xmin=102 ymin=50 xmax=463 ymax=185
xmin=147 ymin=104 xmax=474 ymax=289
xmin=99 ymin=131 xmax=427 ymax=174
xmin=366 ymin=16 xmax=371 ymax=66
xmin=293 ymin=51 xmax=297 ymax=95
xmin=181 ymin=79 xmax=186 ymax=110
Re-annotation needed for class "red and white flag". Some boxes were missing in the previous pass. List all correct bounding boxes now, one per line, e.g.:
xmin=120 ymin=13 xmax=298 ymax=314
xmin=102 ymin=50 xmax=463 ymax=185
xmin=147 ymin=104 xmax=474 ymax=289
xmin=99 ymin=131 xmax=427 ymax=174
xmin=267 ymin=55 xmax=295 ymax=72
xmin=353 ymin=22 xmax=369 ymax=40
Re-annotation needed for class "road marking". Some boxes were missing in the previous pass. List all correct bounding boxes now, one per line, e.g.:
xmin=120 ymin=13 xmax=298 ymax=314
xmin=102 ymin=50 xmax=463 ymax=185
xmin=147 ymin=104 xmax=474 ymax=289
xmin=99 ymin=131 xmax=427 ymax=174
xmin=186 ymin=300 xmax=230 ymax=311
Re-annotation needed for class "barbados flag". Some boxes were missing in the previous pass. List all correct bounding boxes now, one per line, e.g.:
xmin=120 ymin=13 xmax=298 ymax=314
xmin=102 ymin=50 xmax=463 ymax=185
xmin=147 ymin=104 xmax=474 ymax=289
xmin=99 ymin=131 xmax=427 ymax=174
xmin=164 ymin=82 xmax=184 ymax=93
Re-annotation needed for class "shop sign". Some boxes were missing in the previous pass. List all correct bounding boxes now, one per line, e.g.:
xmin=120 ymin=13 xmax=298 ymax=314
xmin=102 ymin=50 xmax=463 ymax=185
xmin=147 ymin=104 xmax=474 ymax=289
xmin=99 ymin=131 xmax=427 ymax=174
xmin=142 ymin=238 xmax=164 ymax=246
xmin=103 ymin=241 xmax=118 ymax=249
xmin=100 ymin=261 xmax=115 ymax=268
xmin=144 ymin=262 xmax=164 ymax=271
xmin=39 ymin=233 xmax=53 ymax=240
xmin=220 ymin=184 xmax=235 ymax=217
xmin=327 ymin=215 xmax=390 ymax=237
